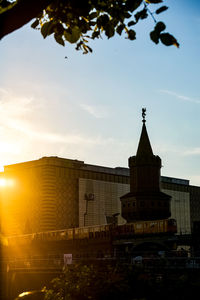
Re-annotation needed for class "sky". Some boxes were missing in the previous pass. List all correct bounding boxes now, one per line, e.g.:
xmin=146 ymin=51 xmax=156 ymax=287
xmin=0 ymin=0 xmax=200 ymax=186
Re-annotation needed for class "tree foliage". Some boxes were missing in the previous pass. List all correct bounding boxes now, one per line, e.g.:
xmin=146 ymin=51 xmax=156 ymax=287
xmin=0 ymin=0 xmax=179 ymax=53
xmin=44 ymin=263 xmax=200 ymax=300
xmin=44 ymin=263 xmax=134 ymax=300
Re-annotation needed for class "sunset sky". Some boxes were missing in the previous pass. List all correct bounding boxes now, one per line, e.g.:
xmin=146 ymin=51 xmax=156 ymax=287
xmin=1 ymin=0 xmax=200 ymax=185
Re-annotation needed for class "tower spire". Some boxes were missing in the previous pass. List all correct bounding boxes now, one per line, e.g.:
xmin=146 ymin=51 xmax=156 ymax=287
xmin=136 ymin=108 xmax=153 ymax=157
xmin=120 ymin=108 xmax=171 ymax=222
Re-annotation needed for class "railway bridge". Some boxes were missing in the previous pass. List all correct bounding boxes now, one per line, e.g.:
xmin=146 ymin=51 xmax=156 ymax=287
xmin=1 ymin=231 xmax=199 ymax=300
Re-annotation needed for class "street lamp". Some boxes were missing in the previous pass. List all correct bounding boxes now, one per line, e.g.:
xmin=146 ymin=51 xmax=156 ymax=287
xmin=84 ymin=193 xmax=94 ymax=227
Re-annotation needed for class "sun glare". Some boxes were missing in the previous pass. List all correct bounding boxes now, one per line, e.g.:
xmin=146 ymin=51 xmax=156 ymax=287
xmin=0 ymin=179 xmax=7 ymax=187
xmin=0 ymin=178 xmax=15 ymax=187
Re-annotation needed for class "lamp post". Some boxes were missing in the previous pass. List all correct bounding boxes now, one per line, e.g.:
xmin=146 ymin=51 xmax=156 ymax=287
xmin=83 ymin=193 xmax=94 ymax=227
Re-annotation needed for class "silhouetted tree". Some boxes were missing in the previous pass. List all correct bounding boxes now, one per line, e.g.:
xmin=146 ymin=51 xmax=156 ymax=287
xmin=44 ymin=263 xmax=135 ymax=300
xmin=0 ymin=0 xmax=179 ymax=53
xmin=44 ymin=263 xmax=200 ymax=300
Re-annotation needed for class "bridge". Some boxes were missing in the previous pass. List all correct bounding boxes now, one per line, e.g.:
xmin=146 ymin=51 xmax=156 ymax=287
xmin=2 ymin=251 xmax=200 ymax=300
xmin=1 ymin=230 xmax=200 ymax=300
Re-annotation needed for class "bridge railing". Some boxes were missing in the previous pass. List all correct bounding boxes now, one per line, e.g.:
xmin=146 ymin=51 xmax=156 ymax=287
xmin=131 ymin=256 xmax=200 ymax=270
xmin=2 ymin=255 xmax=200 ymax=271
xmin=1 ymin=257 xmax=64 ymax=270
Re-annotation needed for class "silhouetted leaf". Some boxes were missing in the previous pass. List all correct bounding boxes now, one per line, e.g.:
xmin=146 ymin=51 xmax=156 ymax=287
xmin=155 ymin=21 xmax=166 ymax=33
xmin=145 ymin=0 xmax=163 ymax=3
xmin=89 ymin=12 xmax=98 ymax=20
xmin=86 ymin=45 xmax=93 ymax=53
xmin=150 ymin=30 xmax=159 ymax=44
xmin=97 ymin=14 xmax=109 ymax=29
xmin=83 ymin=44 xmax=89 ymax=54
xmin=64 ymin=26 xmax=81 ymax=43
xmin=105 ymin=24 xmax=115 ymax=38
xmin=135 ymin=8 xmax=148 ymax=23
xmin=128 ymin=29 xmax=136 ymax=40
xmin=0 ymin=0 xmax=179 ymax=53
xmin=54 ymin=23 xmax=64 ymax=35
xmin=54 ymin=33 xmax=65 ymax=46
xmin=126 ymin=0 xmax=143 ymax=12
xmin=160 ymin=33 xmax=179 ymax=47
xmin=155 ymin=6 xmax=168 ymax=14
xmin=128 ymin=21 xmax=136 ymax=27
xmin=92 ymin=31 xmax=100 ymax=39
xmin=31 ymin=19 xmax=39 ymax=29
xmin=41 ymin=21 xmax=53 ymax=38
xmin=116 ymin=24 xmax=125 ymax=35
xmin=76 ymin=40 xmax=83 ymax=50
xmin=124 ymin=12 xmax=132 ymax=19
xmin=150 ymin=21 xmax=165 ymax=44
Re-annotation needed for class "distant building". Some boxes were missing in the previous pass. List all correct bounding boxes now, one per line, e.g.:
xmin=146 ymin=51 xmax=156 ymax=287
xmin=1 ymin=115 xmax=199 ymax=236
xmin=1 ymin=156 xmax=198 ymax=236
xmin=0 ymin=157 xmax=129 ymax=235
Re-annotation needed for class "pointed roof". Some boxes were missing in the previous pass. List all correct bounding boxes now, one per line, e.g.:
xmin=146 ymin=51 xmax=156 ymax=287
xmin=136 ymin=121 xmax=153 ymax=156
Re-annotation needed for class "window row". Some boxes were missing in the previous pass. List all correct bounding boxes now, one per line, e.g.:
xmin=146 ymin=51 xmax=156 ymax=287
xmin=123 ymin=201 xmax=169 ymax=208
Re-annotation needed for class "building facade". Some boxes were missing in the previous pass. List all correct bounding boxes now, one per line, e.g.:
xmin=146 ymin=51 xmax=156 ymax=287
xmin=0 ymin=157 xmax=129 ymax=235
xmin=0 ymin=115 xmax=199 ymax=236
xmin=1 ymin=156 xmax=199 ymax=236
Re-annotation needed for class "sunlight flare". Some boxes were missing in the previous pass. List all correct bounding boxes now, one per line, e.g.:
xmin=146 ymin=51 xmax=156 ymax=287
xmin=0 ymin=178 xmax=15 ymax=187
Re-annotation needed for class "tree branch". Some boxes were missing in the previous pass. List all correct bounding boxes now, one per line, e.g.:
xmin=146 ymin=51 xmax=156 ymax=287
xmin=0 ymin=0 xmax=53 ymax=40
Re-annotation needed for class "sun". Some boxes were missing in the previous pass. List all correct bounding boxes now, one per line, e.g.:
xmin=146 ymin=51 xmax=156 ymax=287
xmin=0 ymin=178 xmax=7 ymax=187
xmin=0 ymin=178 xmax=15 ymax=187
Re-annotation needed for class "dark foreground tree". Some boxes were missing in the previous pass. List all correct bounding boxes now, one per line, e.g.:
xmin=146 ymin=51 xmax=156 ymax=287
xmin=0 ymin=0 xmax=179 ymax=53
xmin=44 ymin=263 xmax=200 ymax=300
xmin=44 ymin=263 xmax=134 ymax=300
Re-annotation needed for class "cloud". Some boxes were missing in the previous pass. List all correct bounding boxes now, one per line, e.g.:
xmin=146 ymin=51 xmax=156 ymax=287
xmin=158 ymin=89 xmax=200 ymax=104
xmin=153 ymin=143 xmax=181 ymax=155
xmin=0 ymin=87 xmax=115 ymax=151
xmin=182 ymin=148 xmax=200 ymax=156
xmin=80 ymin=103 xmax=109 ymax=118
xmin=0 ymin=87 xmax=42 ymax=134
xmin=0 ymin=88 xmax=38 ymax=116
xmin=155 ymin=142 xmax=200 ymax=158
xmin=13 ymin=126 xmax=115 ymax=146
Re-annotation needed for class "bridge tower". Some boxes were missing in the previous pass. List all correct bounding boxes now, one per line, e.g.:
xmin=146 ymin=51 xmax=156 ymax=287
xmin=121 ymin=108 xmax=171 ymax=222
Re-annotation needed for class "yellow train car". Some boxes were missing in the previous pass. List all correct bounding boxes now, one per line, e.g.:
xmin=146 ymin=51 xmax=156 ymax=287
xmin=7 ymin=218 xmax=177 ymax=246
xmin=114 ymin=218 xmax=177 ymax=237
xmin=74 ymin=227 xmax=90 ymax=239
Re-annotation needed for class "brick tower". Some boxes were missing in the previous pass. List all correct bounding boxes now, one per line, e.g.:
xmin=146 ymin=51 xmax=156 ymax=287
xmin=121 ymin=108 xmax=171 ymax=222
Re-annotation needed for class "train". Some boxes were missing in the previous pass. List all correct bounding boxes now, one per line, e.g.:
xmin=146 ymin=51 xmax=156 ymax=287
xmin=7 ymin=218 xmax=177 ymax=246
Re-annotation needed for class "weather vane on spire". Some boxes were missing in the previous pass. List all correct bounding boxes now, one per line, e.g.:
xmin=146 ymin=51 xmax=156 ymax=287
xmin=142 ymin=108 xmax=146 ymax=123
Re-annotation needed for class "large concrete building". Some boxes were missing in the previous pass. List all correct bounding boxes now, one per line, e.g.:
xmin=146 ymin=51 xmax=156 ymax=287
xmin=1 ymin=157 xmax=130 ymax=235
xmin=1 ymin=116 xmax=199 ymax=236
